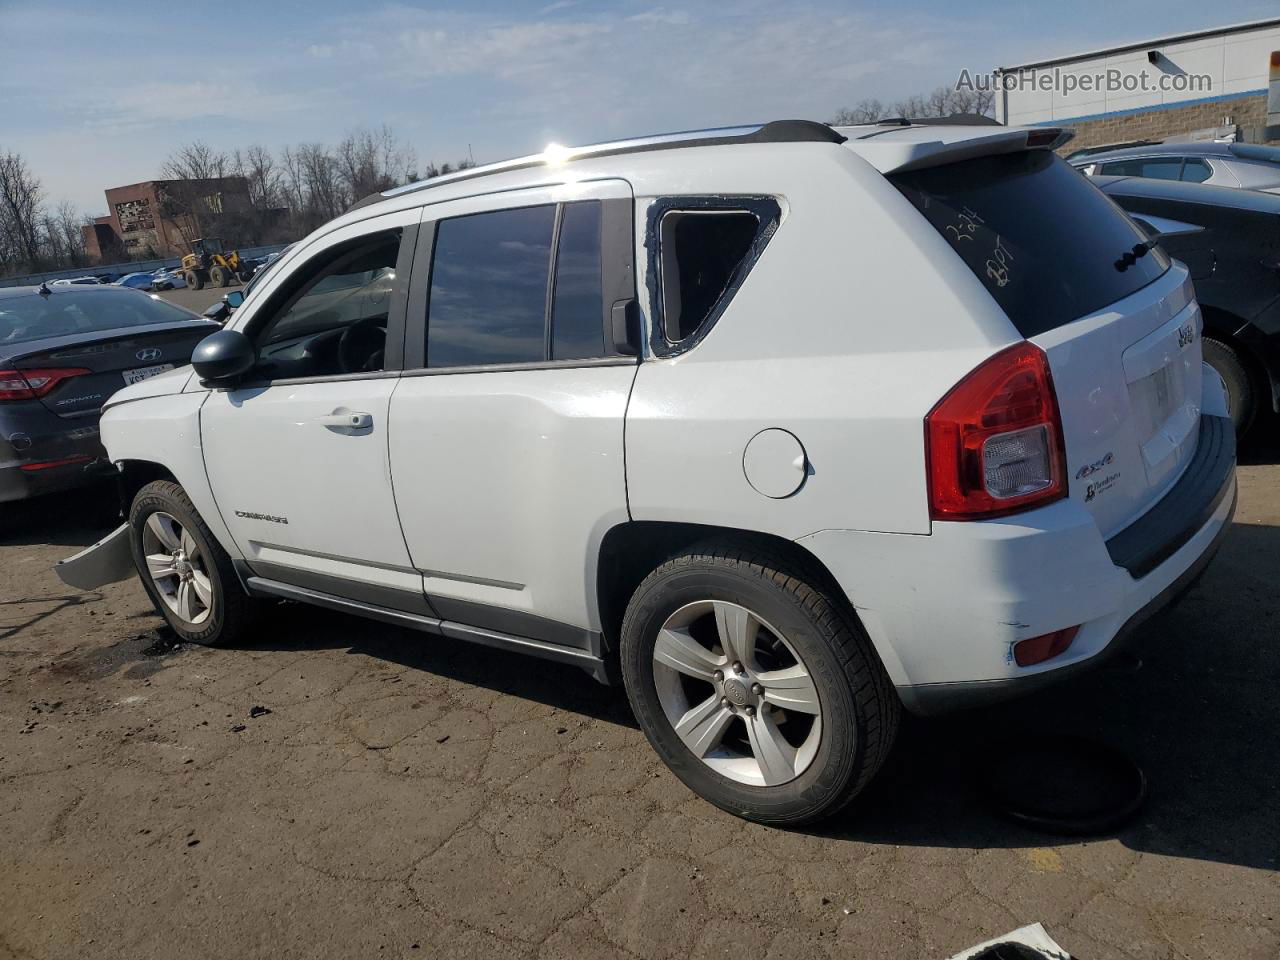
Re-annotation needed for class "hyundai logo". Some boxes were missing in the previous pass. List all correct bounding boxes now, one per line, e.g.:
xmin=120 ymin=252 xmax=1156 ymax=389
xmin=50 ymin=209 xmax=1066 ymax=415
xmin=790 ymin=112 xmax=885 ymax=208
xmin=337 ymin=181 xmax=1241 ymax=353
xmin=136 ymin=347 xmax=163 ymax=362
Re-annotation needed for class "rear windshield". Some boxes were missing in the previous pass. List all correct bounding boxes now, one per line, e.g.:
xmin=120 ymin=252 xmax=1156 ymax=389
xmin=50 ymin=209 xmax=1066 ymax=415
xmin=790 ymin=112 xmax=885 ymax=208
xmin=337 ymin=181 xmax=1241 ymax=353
xmin=0 ymin=291 xmax=199 ymax=346
xmin=890 ymin=151 xmax=1169 ymax=337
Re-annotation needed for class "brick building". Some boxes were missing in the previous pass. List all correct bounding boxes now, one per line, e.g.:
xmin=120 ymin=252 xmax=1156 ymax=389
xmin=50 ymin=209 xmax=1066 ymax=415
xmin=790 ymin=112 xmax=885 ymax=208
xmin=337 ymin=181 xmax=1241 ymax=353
xmin=81 ymin=177 xmax=253 ymax=263
xmin=994 ymin=17 xmax=1280 ymax=153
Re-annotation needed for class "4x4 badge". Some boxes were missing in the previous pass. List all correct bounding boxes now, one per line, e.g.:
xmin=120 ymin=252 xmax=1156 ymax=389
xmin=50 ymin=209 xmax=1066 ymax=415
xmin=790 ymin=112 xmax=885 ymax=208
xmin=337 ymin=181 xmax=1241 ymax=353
xmin=1075 ymin=452 xmax=1114 ymax=481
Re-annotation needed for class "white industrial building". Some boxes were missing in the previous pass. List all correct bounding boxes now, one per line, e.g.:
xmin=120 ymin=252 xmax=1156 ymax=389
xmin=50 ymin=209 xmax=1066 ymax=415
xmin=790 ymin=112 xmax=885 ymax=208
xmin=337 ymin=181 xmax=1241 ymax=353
xmin=993 ymin=18 xmax=1280 ymax=151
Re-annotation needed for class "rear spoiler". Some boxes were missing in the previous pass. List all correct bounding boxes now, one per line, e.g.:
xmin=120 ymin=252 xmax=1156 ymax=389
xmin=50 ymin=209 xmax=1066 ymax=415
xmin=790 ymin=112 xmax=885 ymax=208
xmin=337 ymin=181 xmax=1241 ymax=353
xmin=843 ymin=126 xmax=1074 ymax=175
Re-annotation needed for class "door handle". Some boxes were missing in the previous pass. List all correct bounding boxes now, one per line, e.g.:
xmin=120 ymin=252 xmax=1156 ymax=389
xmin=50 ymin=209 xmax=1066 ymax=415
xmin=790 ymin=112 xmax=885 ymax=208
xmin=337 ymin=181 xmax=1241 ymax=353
xmin=315 ymin=411 xmax=373 ymax=429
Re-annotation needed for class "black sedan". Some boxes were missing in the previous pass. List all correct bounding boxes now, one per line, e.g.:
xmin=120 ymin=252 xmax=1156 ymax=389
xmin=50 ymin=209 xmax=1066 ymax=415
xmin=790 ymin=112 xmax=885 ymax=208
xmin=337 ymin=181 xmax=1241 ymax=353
xmin=0 ymin=284 xmax=219 ymax=506
xmin=1097 ymin=175 xmax=1280 ymax=434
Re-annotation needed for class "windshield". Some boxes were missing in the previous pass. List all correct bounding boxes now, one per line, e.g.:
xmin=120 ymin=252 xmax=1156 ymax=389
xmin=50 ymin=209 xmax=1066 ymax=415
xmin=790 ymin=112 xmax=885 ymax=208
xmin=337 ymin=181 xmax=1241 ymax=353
xmin=890 ymin=150 xmax=1169 ymax=337
xmin=0 ymin=291 xmax=200 ymax=345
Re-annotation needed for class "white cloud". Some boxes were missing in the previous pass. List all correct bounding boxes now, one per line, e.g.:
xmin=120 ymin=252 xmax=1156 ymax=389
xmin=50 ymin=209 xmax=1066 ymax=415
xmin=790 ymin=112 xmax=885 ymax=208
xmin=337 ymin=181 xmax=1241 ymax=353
xmin=626 ymin=7 xmax=690 ymax=26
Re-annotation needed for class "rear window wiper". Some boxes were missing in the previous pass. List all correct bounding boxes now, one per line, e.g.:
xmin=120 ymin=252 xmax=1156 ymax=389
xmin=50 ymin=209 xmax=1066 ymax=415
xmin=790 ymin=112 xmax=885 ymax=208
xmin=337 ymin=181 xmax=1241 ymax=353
xmin=1114 ymin=240 xmax=1158 ymax=272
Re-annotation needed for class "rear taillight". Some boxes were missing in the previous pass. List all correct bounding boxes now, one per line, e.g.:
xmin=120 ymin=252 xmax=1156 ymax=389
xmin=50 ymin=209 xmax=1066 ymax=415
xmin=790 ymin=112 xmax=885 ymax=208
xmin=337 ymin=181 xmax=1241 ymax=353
xmin=925 ymin=341 xmax=1067 ymax=520
xmin=0 ymin=368 xmax=91 ymax=401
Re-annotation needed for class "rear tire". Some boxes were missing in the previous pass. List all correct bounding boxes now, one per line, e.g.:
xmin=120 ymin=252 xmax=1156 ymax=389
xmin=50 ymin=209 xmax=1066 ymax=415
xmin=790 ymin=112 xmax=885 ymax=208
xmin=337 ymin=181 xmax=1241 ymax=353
xmin=620 ymin=541 xmax=899 ymax=825
xmin=185 ymin=270 xmax=204 ymax=290
xmin=128 ymin=480 xmax=260 ymax=647
xmin=1203 ymin=337 xmax=1255 ymax=436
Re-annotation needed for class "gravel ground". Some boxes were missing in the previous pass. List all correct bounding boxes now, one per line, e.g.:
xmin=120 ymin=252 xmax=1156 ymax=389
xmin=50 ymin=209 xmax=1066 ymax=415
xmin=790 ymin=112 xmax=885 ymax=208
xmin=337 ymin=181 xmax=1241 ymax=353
xmin=1 ymin=419 xmax=1277 ymax=958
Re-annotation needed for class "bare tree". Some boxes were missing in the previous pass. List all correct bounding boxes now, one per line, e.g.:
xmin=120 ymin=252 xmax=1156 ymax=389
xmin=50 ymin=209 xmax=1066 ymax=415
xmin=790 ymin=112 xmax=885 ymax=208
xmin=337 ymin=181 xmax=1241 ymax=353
xmin=54 ymin=202 xmax=87 ymax=265
xmin=335 ymin=126 xmax=422 ymax=204
xmin=830 ymin=99 xmax=886 ymax=124
xmin=162 ymin=140 xmax=229 ymax=181
xmin=0 ymin=148 xmax=44 ymax=271
xmin=160 ymin=141 xmax=233 ymax=246
xmin=230 ymin=144 xmax=282 ymax=210
xmin=0 ymin=127 xmax=480 ymax=278
xmin=831 ymin=85 xmax=996 ymax=125
xmin=421 ymin=158 xmax=476 ymax=179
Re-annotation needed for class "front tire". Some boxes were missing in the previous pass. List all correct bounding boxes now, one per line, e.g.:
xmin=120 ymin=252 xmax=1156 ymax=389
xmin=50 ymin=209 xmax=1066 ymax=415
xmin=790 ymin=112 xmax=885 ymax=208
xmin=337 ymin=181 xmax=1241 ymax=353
xmin=620 ymin=542 xmax=899 ymax=825
xmin=128 ymin=480 xmax=259 ymax=646
xmin=1203 ymin=337 xmax=1255 ymax=436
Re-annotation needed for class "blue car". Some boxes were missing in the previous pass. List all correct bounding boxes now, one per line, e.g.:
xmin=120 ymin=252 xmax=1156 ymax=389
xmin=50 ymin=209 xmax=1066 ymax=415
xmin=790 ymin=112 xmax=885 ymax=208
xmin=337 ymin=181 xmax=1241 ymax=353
xmin=113 ymin=272 xmax=156 ymax=291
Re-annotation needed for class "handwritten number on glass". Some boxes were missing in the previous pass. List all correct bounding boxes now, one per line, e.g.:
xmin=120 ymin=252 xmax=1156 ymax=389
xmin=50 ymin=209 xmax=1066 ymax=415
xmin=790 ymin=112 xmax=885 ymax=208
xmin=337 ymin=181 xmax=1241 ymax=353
xmin=945 ymin=206 xmax=984 ymax=243
xmin=986 ymin=235 xmax=1014 ymax=288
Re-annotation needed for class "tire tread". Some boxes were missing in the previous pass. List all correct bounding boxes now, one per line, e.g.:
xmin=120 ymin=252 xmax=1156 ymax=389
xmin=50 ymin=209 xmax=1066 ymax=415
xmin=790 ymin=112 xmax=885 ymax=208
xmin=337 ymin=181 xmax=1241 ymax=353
xmin=129 ymin=480 xmax=258 ymax=647
xmin=621 ymin=538 xmax=900 ymax=825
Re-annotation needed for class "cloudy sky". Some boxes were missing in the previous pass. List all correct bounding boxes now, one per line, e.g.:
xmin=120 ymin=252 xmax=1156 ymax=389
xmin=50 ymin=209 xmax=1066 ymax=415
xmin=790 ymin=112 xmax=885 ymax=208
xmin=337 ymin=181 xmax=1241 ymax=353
xmin=3 ymin=0 xmax=1274 ymax=216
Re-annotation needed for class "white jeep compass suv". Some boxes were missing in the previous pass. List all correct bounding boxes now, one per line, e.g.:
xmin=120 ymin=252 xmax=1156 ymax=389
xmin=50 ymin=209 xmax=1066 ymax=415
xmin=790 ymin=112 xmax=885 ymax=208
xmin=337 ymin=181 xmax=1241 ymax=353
xmin=58 ymin=120 xmax=1237 ymax=825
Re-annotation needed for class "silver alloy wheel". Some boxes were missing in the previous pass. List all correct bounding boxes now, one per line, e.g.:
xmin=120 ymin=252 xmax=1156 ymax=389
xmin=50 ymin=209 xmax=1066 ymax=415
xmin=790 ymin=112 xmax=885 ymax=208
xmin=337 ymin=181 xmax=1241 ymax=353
xmin=652 ymin=600 xmax=822 ymax=786
xmin=140 ymin=511 xmax=213 ymax=626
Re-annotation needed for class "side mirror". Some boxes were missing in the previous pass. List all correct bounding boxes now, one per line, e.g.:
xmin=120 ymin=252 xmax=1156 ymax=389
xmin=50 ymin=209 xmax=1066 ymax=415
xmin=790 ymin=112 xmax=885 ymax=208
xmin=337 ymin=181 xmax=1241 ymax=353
xmin=224 ymin=290 xmax=245 ymax=309
xmin=192 ymin=329 xmax=256 ymax=385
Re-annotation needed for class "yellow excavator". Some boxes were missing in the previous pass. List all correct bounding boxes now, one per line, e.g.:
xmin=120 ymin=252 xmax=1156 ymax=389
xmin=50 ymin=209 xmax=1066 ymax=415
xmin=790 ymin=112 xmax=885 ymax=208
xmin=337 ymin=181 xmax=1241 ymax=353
xmin=180 ymin=237 xmax=251 ymax=290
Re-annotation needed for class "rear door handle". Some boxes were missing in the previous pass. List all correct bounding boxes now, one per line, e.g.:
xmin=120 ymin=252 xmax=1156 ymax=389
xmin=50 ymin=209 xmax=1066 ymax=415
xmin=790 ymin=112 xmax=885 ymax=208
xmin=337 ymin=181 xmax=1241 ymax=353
xmin=315 ymin=411 xmax=373 ymax=429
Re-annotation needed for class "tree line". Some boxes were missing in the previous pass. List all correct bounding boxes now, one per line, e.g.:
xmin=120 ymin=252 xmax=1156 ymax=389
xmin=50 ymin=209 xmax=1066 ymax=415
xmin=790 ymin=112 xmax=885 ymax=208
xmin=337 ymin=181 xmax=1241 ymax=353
xmin=0 ymin=150 xmax=92 ymax=276
xmin=159 ymin=126 xmax=475 ymax=252
xmin=0 ymin=126 xmax=472 ymax=279
xmin=830 ymin=85 xmax=995 ymax=125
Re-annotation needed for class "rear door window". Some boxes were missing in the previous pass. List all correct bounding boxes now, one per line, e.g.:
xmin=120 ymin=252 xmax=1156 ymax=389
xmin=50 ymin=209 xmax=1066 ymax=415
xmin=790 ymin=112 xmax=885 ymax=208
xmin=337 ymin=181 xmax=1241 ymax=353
xmin=550 ymin=201 xmax=605 ymax=360
xmin=1180 ymin=158 xmax=1212 ymax=183
xmin=890 ymin=151 xmax=1169 ymax=337
xmin=424 ymin=201 xmax=617 ymax=368
xmin=426 ymin=205 xmax=556 ymax=367
xmin=1100 ymin=157 xmax=1184 ymax=180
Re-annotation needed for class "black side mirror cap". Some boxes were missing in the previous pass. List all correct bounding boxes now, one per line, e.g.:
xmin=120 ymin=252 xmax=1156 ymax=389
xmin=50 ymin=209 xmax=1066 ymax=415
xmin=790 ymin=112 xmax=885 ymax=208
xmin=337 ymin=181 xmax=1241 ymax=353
xmin=192 ymin=329 xmax=256 ymax=386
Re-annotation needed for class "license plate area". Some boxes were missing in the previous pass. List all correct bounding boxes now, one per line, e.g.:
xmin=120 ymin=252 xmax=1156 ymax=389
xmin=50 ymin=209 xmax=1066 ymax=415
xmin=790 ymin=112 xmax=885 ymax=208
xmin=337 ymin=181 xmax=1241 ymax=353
xmin=122 ymin=363 xmax=174 ymax=385
xmin=1122 ymin=306 xmax=1201 ymax=486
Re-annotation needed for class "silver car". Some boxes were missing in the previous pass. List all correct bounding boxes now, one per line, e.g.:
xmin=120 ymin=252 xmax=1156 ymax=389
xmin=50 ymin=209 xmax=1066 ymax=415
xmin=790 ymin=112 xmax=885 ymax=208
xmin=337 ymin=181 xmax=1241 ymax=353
xmin=1071 ymin=141 xmax=1280 ymax=192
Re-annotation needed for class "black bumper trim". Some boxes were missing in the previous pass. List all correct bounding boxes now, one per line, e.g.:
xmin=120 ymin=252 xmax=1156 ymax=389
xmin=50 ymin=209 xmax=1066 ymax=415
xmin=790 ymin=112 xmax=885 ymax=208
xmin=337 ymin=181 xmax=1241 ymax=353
xmin=1105 ymin=414 xmax=1235 ymax=579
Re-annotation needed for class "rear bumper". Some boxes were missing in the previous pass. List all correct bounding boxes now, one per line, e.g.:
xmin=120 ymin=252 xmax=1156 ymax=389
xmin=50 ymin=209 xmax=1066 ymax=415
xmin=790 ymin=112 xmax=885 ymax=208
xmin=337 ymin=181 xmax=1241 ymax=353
xmin=0 ymin=410 xmax=114 ymax=504
xmin=799 ymin=414 xmax=1237 ymax=715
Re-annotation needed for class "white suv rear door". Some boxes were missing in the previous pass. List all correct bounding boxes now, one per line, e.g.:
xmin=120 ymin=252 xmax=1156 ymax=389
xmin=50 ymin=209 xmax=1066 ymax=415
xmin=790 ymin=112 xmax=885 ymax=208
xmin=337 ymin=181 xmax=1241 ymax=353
xmin=388 ymin=180 xmax=638 ymax=647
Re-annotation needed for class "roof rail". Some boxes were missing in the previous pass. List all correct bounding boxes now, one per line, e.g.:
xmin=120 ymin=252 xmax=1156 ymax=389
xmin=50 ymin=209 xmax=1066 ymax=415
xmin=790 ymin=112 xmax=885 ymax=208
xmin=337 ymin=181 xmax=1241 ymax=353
xmin=364 ymin=120 xmax=845 ymax=209
xmin=871 ymin=114 xmax=1001 ymax=128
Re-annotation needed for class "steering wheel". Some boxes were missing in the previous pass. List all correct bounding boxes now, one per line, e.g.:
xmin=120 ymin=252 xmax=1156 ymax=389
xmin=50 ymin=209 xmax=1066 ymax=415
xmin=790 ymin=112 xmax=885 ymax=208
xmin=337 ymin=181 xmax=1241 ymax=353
xmin=336 ymin=317 xmax=387 ymax=373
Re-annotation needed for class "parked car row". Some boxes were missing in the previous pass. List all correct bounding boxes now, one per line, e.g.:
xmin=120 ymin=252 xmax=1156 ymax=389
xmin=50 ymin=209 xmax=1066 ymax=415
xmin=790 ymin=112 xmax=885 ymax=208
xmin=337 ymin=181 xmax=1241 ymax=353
xmin=32 ymin=255 xmax=281 ymax=294
xmin=49 ymin=119 xmax=1236 ymax=826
